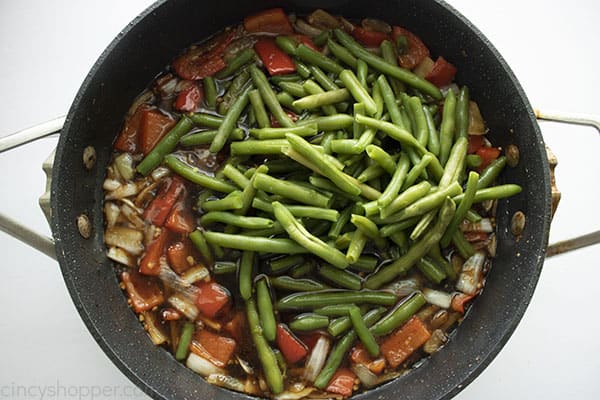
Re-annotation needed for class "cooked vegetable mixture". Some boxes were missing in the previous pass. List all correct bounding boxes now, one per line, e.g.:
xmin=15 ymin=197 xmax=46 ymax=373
xmin=103 ymin=8 xmax=520 ymax=399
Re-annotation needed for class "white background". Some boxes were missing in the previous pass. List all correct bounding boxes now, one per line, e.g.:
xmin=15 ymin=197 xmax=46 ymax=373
xmin=0 ymin=1 xmax=598 ymax=399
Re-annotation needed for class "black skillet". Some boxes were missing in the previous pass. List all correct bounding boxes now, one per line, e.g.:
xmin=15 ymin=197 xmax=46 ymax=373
xmin=46 ymin=0 xmax=551 ymax=399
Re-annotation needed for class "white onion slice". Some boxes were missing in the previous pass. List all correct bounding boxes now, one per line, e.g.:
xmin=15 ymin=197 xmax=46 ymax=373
xmin=186 ymin=353 xmax=225 ymax=377
xmin=103 ymin=178 xmax=121 ymax=191
xmin=351 ymin=363 xmax=378 ymax=388
xmin=456 ymin=251 xmax=485 ymax=295
xmin=107 ymin=246 xmax=135 ymax=267
xmin=303 ymin=336 xmax=330 ymax=382
xmin=274 ymin=387 xmax=316 ymax=400
xmin=181 ymin=265 xmax=210 ymax=285
xmin=151 ymin=166 xmax=171 ymax=182
xmin=206 ymin=374 xmax=245 ymax=392
xmin=168 ymin=293 xmax=199 ymax=320
xmin=104 ymin=226 xmax=144 ymax=255
xmin=104 ymin=202 xmax=120 ymax=229
xmin=142 ymin=311 xmax=168 ymax=345
xmin=105 ymin=182 xmax=139 ymax=200
xmin=382 ymin=278 xmax=421 ymax=297
xmin=422 ymin=288 xmax=452 ymax=309
xmin=460 ymin=218 xmax=494 ymax=233
xmin=114 ymin=153 xmax=134 ymax=180
xmin=120 ymin=202 xmax=145 ymax=229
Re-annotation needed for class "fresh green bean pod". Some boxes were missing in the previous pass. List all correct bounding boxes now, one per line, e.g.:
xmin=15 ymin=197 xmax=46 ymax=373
xmin=254 ymin=173 xmax=332 ymax=208
xmin=477 ymin=156 xmax=507 ymax=189
xmin=189 ymin=113 xmax=224 ymax=128
xmin=249 ymin=123 xmax=318 ymax=140
xmin=217 ymin=69 xmax=251 ymax=115
xmin=277 ymin=81 xmax=307 ymax=98
xmin=275 ymin=35 xmax=298 ymax=55
xmin=210 ymin=84 xmax=252 ymax=153
xmin=248 ymin=89 xmax=271 ymax=128
xmin=441 ymin=171 xmax=480 ymax=247
xmin=402 ymin=153 xmax=434 ymax=191
xmin=180 ymin=128 xmax=244 ymax=147
xmin=314 ymin=304 xmax=360 ymax=317
xmin=289 ymin=313 xmax=330 ymax=331
xmin=215 ymin=48 xmax=256 ymax=79
xmin=252 ymin=197 xmax=339 ymax=222
xmin=293 ymin=88 xmax=351 ymax=110
xmin=417 ymin=257 xmax=447 ymax=284
xmin=270 ymin=275 xmax=328 ymax=292
xmin=203 ymin=76 xmax=217 ymax=109
xmin=269 ymin=254 xmax=305 ymax=274
xmin=296 ymin=44 xmax=344 ymax=74
xmin=137 ymin=117 xmax=194 ymax=175
xmin=296 ymin=114 xmax=354 ymax=130
xmin=455 ymin=86 xmax=470 ymax=139
xmin=230 ymin=139 xmax=288 ymax=155
xmin=204 ymin=231 xmax=308 ymax=254
xmin=256 ymin=277 xmax=277 ymax=342
xmin=423 ymin=105 xmax=440 ymax=156
xmin=163 ymin=155 xmax=237 ymax=193
xmin=370 ymin=292 xmax=427 ymax=336
xmin=378 ymin=153 xmax=411 ymax=208
xmin=357 ymin=115 xmax=427 ymax=154
xmin=249 ymin=64 xmax=294 ymax=128
xmin=349 ymin=306 xmax=379 ymax=356
xmin=318 ymin=264 xmax=362 ymax=290
xmin=452 ymin=184 xmax=522 ymax=204
xmin=439 ymin=90 xmax=457 ymax=166
xmin=379 ymin=216 xmax=421 ymax=238
xmin=339 ymin=69 xmax=377 ymax=116
xmin=201 ymin=191 xmax=244 ymax=212
xmin=239 ymin=251 xmax=254 ymax=301
xmin=213 ymin=260 xmax=237 ymax=275
xmin=175 ymin=322 xmax=195 ymax=361
xmin=189 ymin=229 xmax=213 ymax=265
xmin=326 ymin=38 xmax=358 ymax=69
xmin=277 ymin=290 xmax=396 ymax=311
xmin=346 ymin=230 xmax=368 ymax=264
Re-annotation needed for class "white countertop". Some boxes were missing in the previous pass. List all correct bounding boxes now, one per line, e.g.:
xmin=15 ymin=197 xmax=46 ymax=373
xmin=0 ymin=1 xmax=598 ymax=399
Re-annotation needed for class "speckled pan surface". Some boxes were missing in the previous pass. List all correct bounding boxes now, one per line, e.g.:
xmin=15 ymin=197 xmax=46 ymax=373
xmin=50 ymin=0 xmax=552 ymax=399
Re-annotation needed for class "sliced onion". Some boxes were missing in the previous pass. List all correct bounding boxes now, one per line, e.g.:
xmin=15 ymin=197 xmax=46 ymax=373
xmin=460 ymin=218 xmax=493 ymax=233
xmin=361 ymin=18 xmax=391 ymax=33
xmin=206 ymin=374 xmax=245 ymax=392
xmin=456 ymin=251 xmax=485 ymax=295
xmin=142 ymin=311 xmax=168 ymax=345
xmin=104 ymin=202 xmax=120 ymax=228
xmin=103 ymin=178 xmax=121 ymax=191
xmin=114 ymin=152 xmax=135 ymax=180
xmin=151 ymin=166 xmax=171 ymax=182
xmin=135 ymin=180 xmax=159 ymax=207
xmin=382 ymin=277 xmax=421 ymax=297
xmin=413 ymin=56 xmax=435 ymax=78
xmin=160 ymin=261 xmax=199 ymax=300
xmin=307 ymin=9 xmax=341 ymax=30
xmin=104 ymin=226 xmax=144 ymax=255
xmin=155 ymin=74 xmax=179 ymax=99
xmin=236 ymin=355 xmax=255 ymax=375
xmin=274 ymin=387 xmax=316 ymax=400
xmin=294 ymin=19 xmax=323 ymax=37
xmin=303 ymin=335 xmax=330 ymax=382
xmin=186 ymin=353 xmax=225 ymax=377
xmin=120 ymin=202 xmax=145 ymax=229
xmin=105 ymin=182 xmax=139 ymax=200
xmin=107 ymin=246 xmax=135 ymax=267
xmin=487 ymin=233 xmax=497 ymax=257
xmin=422 ymin=288 xmax=452 ymax=309
xmin=467 ymin=101 xmax=486 ymax=135
xmin=243 ymin=378 xmax=261 ymax=396
xmin=423 ymin=329 xmax=447 ymax=354
xmin=168 ymin=293 xmax=199 ymax=320
xmin=181 ymin=265 xmax=210 ymax=284
xmin=351 ymin=363 xmax=378 ymax=388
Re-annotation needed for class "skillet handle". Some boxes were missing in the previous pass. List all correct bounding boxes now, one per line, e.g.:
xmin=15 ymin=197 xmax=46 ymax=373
xmin=535 ymin=110 xmax=600 ymax=257
xmin=0 ymin=117 xmax=65 ymax=260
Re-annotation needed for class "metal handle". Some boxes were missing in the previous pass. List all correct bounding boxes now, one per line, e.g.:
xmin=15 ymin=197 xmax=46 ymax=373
xmin=0 ymin=117 xmax=64 ymax=260
xmin=536 ymin=109 xmax=600 ymax=257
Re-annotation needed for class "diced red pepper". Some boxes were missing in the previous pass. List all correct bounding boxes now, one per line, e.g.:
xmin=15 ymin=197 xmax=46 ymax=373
xmin=167 ymin=239 xmax=194 ymax=274
xmin=160 ymin=308 xmax=182 ymax=321
xmin=352 ymin=27 xmax=391 ymax=47
xmin=476 ymin=146 xmax=501 ymax=169
xmin=350 ymin=343 xmax=386 ymax=374
xmin=194 ymin=280 xmax=231 ymax=318
xmin=290 ymin=34 xmax=319 ymax=51
xmin=468 ymin=135 xmax=484 ymax=154
xmin=380 ymin=316 xmax=431 ymax=368
xmin=172 ymin=30 xmax=235 ymax=80
xmin=325 ymin=368 xmax=356 ymax=397
xmin=244 ymin=8 xmax=293 ymax=35
xmin=139 ymin=109 xmax=176 ymax=155
xmin=269 ymin=110 xmax=298 ymax=127
xmin=114 ymin=103 xmax=152 ymax=154
xmin=139 ymin=229 xmax=171 ymax=276
xmin=254 ymin=37 xmax=296 ymax=76
xmin=425 ymin=56 xmax=457 ymax=87
xmin=165 ymin=195 xmax=196 ymax=234
xmin=224 ymin=311 xmax=247 ymax=344
xmin=451 ymin=292 xmax=477 ymax=314
xmin=190 ymin=329 xmax=237 ymax=367
xmin=392 ymin=26 xmax=430 ymax=69
xmin=121 ymin=271 xmax=164 ymax=312
xmin=143 ymin=176 xmax=186 ymax=226
xmin=276 ymin=323 xmax=309 ymax=364
xmin=174 ymin=82 xmax=204 ymax=112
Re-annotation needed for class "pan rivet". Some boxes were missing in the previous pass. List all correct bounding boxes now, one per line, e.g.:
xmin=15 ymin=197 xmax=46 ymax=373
xmin=511 ymin=211 xmax=526 ymax=237
xmin=83 ymin=146 xmax=96 ymax=170
xmin=77 ymin=214 xmax=92 ymax=239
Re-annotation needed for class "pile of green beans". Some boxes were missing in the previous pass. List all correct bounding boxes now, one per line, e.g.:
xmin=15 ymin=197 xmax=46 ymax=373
xmin=122 ymin=16 xmax=523 ymax=398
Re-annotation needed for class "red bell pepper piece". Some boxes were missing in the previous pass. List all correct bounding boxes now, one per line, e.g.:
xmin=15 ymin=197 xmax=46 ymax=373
xmin=325 ymin=368 xmax=357 ymax=397
xmin=392 ymin=26 xmax=430 ymax=69
xmin=139 ymin=109 xmax=176 ymax=155
xmin=114 ymin=103 xmax=152 ymax=154
xmin=476 ymin=146 xmax=501 ymax=169
xmin=352 ymin=27 xmax=391 ymax=47
xmin=194 ymin=280 xmax=231 ymax=318
xmin=244 ymin=8 xmax=293 ymax=35
xmin=161 ymin=308 xmax=182 ymax=321
xmin=139 ymin=229 xmax=171 ymax=276
xmin=165 ymin=196 xmax=196 ymax=234
xmin=425 ymin=56 xmax=457 ymax=87
xmin=143 ymin=176 xmax=186 ymax=226
xmin=276 ymin=323 xmax=309 ymax=364
xmin=380 ymin=316 xmax=431 ymax=368
xmin=451 ymin=292 xmax=477 ymax=314
xmin=350 ymin=343 xmax=386 ymax=374
xmin=224 ymin=311 xmax=246 ymax=344
xmin=167 ymin=239 xmax=194 ymax=274
xmin=254 ymin=37 xmax=296 ymax=76
xmin=468 ymin=135 xmax=484 ymax=154
xmin=190 ymin=329 xmax=237 ymax=367
xmin=172 ymin=30 xmax=235 ymax=80
xmin=174 ymin=81 xmax=204 ymax=112
xmin=296 ymin=331 xmax=321 ymax=352
xmin=121 ymin=271 xmax=164 ymax=312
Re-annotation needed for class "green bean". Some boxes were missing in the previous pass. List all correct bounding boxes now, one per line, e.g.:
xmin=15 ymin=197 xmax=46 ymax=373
xmin=277 ymin=289 xmax=396 ymax=311
xmin=378 ymin=153 xmax=411 ymax=208
xmin=357 ymin=164 xmax=385 ymax=184
xmin=408 ymin=96 xmax=429 ymax=147
xmin=275 ymin=35 xmax=298 ymax=55
xmin=222 ymin=164 xmax=250 ymax=188
xmin=204 ymin=231 xmax=307 ymax=254
xmin=428 ymin=243 xmax=455 ymax=281
xmin=163 ymin=155 xmax=236 ymax=193
xmin=370 ymin=292 xmax=426 ymax=336
xmin=452 ymin=184 xmax=522 ymax=204
xmin=293 ymin=88 xmax=351 ymax=110
xmin=315 ymin=304 xmax=360 ymax=317
xmin=327 ymin=205 xmax=353 ymax=239
xmin=203 ymin=76 xmax=217 ymax=109
xmin=302 ymin=80 xmax=338 ymax=115
xmin=356 ymin=59 xmax=368 ymax=88
xmin=286 ymin=134 xmax=361 ymax=197
xmin=215 ymin=48 xmax=256 ymax=79
xmin=382 ymin=181 xmax=462 ymax=223
xmin=318 ymin=264 xmax=362 ymax=290
xmin=379 ymin=40 xmax=405 ymax=96
xmin=232 ymin=138 xmax=291 ymax=155
xmin=453 ymin=230 xmax=476 ymax=259
xmin=296 ymin=43 xmax=344 ymax=74
xmin=189 ymin=113 xmax=223 ymax=128
xmin=441 ymin=171 xmax=480 ymax=247
xmin=423 ymin=105 xmax=440 ymax=156
xmin=376 ymin=75 xmax=404 ymax=128
xmin=277 ymin=81 xmax=307 ymax=98
xmin=439 ymin=90 xmax=457 ymax=166
xmin=200 ymin=211 xmax=274 ymax=230
xmin=351 ymin=214 xmax=386 ymax=249
xmin=180 ymin=128 xmax=244 ymax=147
xmin=313 ymin=30 xmax=331 ymax=47
xmin=294 ymin=60 xmax=312 ymax=78
xmin=269 ymin=254 xmax=304 ymax=274
xmin=271 ymin=74 xmax=302 ymax=84
xmin=365 ymin=145 xmax=396 ymax=174
xmin=256 ymin=277 xmax=277 ymax=341
xmin=201 ymin=191 xmax=243 ymax=212
xmin=289 ymin=313 xmax=329 ymax=331
xmin=365 ymin=198 xmax=456 ymax=288
xmin=309 ymin=65 xmax=339 ymax=91
xmin=346 ymin=230 xmax=368 ymax=264
xmin=289 ymin=261 xmax=315 ymax=279
xmin=273 ymin=202 xmax=349 ymax=269
xmin=326 ymin=38 xmax=358 ymax=69
xmin=189 ymin=229 xmax=213 ymax=265
xmin=477 ymin=156 xmax=507 ymax=189
xmin=249 ymin=123 xmax=317 ymax=140
xmin=239 ymin=223 xmax=285 ymax=238
xmin=333 ymin=29 xmax=442 ymax=100
xmin=246 ymin=298 xmax=283 ymax=394
xmin=263 ymin=158 xmax=300 ymax=174
xmin=275 ymin=91 xmax=302 ymax=114
xmin=466 ymin=154 xmax=482 ymax=169
xmin=349 ymin=306 xmax=379 ymax=356
xmin=248 ymin=89 xmax=271 ymax=128
xmin=249 ymin=64 xmax=294 ymax=128
xmin=410 ymin=210 xmax=436 ymax=241
xmin=213 ymin=260 xmax=237 ymax=275
xmin=218 ymin=69 xmax=251 ymax=115
xmin=237 ymin=165 xmax=268 ymax=216
xmin=238 ymin=251 xmax=254 ymax=301
xmin=357 ymin=115 xmax=427 ymax=154
xmin=210 ymin=84 xmax=251 ymax=153
xmin=417 ymin=257 xmax=447 ymax=284
xmin=296 ymin=114 xmax=354 ymax=130
xmin=402 ymin=153 xmax=433 ymax=191
xmin=455 ymin=86 xmax=470 ymax=140
xmin=270 ymin=275 xmax=328 ymax=292
xmin=351 ymin=256 xmax=379 ymax=272
xmin=379 ymin=216 xmax=421 ymax=238
xmin=439 ymin=137 xmax=468 ymax=188
xmin=315 ymin=307 xmax=386 ymax=388
xmin=137 ymin=117 xmax=194 ymax=175
xmin=339 ymin=70 xmax=377 ymax=116
xmin=252 ymin=197 xmax=339 ymax=222
xmin=175 ymin=322 xmax=195 ymax=361
xmin=254 ymin=173 xmax=332 ymax=208
xmin=389 ymin=231 xmax=408 ymax=253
